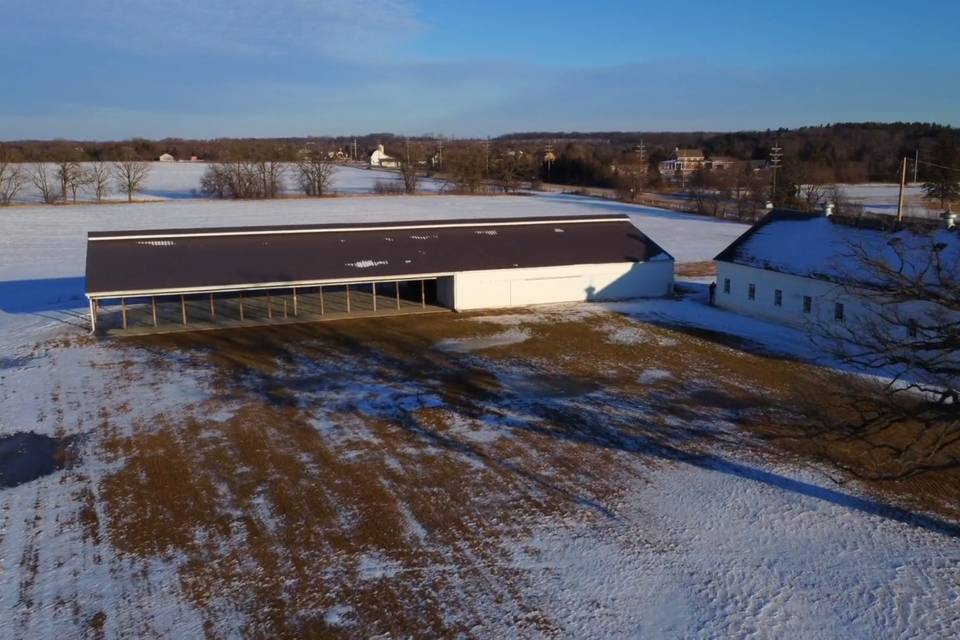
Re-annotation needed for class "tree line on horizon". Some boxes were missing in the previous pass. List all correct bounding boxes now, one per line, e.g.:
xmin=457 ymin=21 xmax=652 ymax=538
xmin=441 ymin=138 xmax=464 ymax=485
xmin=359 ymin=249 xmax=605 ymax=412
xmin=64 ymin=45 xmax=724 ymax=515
xmin=0 ymin=122 xmax=956 ymax=216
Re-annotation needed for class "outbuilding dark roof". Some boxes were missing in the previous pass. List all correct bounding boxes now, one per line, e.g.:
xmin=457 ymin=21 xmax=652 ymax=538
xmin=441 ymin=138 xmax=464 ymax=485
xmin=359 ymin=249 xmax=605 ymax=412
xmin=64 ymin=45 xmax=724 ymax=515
xmin=86 ymin=215 xmax=672 ymax=297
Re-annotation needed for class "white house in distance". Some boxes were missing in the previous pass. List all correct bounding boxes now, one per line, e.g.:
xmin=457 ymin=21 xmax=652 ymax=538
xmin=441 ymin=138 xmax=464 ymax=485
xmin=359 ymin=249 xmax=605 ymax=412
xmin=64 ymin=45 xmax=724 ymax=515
xmin=713 ymin=206 xmax=960 ymax=332
xmin=158 ymin=153 xmax=176 ymax=162
xmin=369 ymin=144 xmax=398 ymax=168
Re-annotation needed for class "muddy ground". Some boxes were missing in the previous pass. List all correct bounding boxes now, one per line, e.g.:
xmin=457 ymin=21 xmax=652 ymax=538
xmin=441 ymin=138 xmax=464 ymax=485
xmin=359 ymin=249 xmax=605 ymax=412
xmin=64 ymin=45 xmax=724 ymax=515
xmin=3 ymin=306 xmax=958 ymax=638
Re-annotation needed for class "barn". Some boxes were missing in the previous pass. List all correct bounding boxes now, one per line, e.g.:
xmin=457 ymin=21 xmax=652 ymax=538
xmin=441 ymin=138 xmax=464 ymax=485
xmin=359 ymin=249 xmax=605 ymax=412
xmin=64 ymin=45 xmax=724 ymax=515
xmin=84 ymin=214 xmax=674 ymax=335
xmin=713 ymin=206 xmax=959 ymax=330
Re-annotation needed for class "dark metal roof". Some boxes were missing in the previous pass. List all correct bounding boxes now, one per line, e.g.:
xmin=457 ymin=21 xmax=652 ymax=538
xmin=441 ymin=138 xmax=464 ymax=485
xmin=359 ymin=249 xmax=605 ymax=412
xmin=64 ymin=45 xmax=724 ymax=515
xmin=86 ymin=215 xmax=672 ymax=296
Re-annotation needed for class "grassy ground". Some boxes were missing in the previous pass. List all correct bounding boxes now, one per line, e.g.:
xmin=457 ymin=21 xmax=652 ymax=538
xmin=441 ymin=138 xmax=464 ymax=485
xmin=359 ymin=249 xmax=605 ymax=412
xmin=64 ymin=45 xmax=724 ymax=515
xmin=65 ymin=305 xmax=954 ymax=637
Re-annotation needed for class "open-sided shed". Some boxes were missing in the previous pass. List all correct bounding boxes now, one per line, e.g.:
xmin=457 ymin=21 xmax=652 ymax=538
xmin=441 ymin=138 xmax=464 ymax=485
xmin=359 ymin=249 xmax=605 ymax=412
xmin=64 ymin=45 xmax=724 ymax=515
xmin=84 ymin=214 xmax=673 ymax=335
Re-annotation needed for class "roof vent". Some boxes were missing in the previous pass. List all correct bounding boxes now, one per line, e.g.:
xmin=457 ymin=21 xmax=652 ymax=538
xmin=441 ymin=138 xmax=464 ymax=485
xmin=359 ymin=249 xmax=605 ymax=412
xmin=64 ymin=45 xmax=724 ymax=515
xmin=943 ymin=210 xmax=957 ymax=230
xmin=823 ymin=202 xmax=835 ymax=217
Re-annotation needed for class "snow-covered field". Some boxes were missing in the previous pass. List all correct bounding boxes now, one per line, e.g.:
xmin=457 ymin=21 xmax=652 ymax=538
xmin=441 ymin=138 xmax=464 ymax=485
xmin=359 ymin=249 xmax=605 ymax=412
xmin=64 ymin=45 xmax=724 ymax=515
xmin=1 ymin=193 xmax=957 ymax=637
xmin=832 ymin=183 xmax=941 ymax=218
xmin=10 ymin=161 xmax=446 ymax=203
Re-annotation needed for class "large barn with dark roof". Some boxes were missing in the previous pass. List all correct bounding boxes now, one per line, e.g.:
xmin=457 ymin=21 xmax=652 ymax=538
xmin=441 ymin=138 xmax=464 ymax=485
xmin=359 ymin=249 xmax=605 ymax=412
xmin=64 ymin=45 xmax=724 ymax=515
xmin=84 ymin=214 xmax=674 ymax=335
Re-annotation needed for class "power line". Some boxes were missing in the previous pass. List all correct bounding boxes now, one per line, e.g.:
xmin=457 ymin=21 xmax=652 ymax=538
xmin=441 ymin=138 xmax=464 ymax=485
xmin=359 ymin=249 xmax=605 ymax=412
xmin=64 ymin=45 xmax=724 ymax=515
xmin=915 ymin=158 xmax=960 ymax=174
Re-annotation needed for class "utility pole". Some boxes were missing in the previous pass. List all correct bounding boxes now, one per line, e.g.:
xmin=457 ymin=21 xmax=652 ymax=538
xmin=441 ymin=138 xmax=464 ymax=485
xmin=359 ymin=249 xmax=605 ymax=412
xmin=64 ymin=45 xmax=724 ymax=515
xmin=769 ymin=143 xmax=783 ymax=204
xmin=897 ymin=156 xmax=907 ymax=222
xmin=914 ymin=148 xmax=919 ymax=184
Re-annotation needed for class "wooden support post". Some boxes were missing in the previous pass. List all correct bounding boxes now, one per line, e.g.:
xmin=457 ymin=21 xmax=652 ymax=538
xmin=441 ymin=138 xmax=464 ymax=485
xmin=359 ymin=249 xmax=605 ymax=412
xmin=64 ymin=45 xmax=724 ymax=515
xmin=151 ymin=297 xmax=158 ymax=327
xmin=210 ymin=293 xmax=215 ymax=320
xmin=421 ymin=279 xmax=426 ymax=308
xmin=267 ymin=292 xmax=273 ymax=319
xmin=897 ymin=156 xmax=907 ymax=223
xmin=180 ymin=295 xmax=187 ymax=325
xmin=396 ymin=281 xmax=401 ymax=310
xmin=293 ymin=287 xmax=298 ymax=317
xmin=372 ymin=282 xmax=377 ymax=311
xmin=121 ymin=297 xmax=128 ymax=329
xmin=319 ymin=286 xmax=325 ymax=315
xmin=239 ymin=292 xmax=245 ymax=321
xmin=89 ymin=299 xmax=97 ymax=334
xmin=346 ymin=284 xmax=351 ymax=313
xmin=283 ymin=299 xmax=288 ymax=318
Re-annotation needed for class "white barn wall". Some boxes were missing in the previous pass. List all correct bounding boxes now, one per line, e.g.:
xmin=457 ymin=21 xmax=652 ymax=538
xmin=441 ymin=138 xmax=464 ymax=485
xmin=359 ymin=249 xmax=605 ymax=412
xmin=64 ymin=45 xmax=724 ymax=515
xmin=451 ymin=261 xmax=673 ymax=311
xmin=715 ymin=262 xmax=846 ymax=327
xmin=715 ymin=261 xmax=957 ymax=358
xmin=714 ymin=261 xmax=933 ymax=332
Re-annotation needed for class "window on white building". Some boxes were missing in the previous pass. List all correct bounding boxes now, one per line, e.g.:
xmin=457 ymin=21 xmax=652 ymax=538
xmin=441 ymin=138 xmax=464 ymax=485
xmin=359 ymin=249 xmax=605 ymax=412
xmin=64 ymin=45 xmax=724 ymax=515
xmin=723 ymin=278 xmax=730 ymax=294
xmin=803 ymin=296 xmax=812 ymax=313
xmin=748 ymin=284 xmax=756 ymax=300
xmin=774 ymin=289 xmax=782 ymax=307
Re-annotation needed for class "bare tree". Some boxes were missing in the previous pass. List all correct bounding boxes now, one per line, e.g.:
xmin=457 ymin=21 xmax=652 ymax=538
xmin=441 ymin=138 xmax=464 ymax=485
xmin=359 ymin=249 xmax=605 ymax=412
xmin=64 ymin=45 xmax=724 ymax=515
xmin=86 ymin=161 xmax=112 ymax=201
xmin=923 ymin=135 xmax=960 ymax=208
xmin=255 ymin=160 xmax=285 ymax=199
xmin=201 ymin=159 xmax=285 ymax=199
xmin=293 ymin=153 xmax=335 ymax=197
xmin=823 ymin=186 xmax=864 ymax=217
xmin=808 ymin=226 xmax=960 ymax=476
xmin=444 ymin=146 xmax=486 ymax=194
xmin=32 ymin=163 xmax=60 ymax=204
xmin=54 ymin=154 xmax=83 ymax=202
xmin=492 ymin=153 xmax=535 ymax=194
xmin=113 ymin=152 xmax=151 ymax=202
xmin=0 ymin=146 xmax=26 ymax=206
xmin=399 ymin=145 xmax=420 ymax=194
xmin=799 ymin=183 xmax=826 ymax=210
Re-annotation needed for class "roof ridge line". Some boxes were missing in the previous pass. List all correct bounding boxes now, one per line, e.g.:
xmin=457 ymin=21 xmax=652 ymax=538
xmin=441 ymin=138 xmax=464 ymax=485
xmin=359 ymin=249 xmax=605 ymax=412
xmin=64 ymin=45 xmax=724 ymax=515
xmin=88 ymin=216 xmax=631 ymax=242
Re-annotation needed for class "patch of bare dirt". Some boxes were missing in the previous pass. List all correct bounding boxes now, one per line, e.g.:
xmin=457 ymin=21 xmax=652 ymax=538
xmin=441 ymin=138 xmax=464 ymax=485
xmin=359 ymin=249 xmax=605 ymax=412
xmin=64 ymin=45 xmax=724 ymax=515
xmin=676 ymin=261 xmax=716 ymax=277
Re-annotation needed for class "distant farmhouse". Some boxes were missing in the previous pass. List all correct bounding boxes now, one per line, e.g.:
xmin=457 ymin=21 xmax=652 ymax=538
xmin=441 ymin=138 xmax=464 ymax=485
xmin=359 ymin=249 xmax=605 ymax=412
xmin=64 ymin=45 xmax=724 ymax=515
xmin=658 ymin=148 xmax=742 ymax=177
xmin=369 ymin=144 xmax=398 ymax=168
xmin=158 ymin=153 xmax=176 ymax=162
xmin=713 ymin=206 xmax=959 ymax=332
xmin=658 ymin=148 xmax=705 ymax=176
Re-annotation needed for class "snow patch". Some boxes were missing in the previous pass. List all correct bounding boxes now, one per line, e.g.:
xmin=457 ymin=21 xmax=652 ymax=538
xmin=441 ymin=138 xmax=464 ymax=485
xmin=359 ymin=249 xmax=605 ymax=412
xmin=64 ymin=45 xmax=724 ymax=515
xmin=323 ymin=604 xmax=355 ymax=628
xmin=344 ymin=259 xmax=388 ymax=269
xmin=638 ymin=369 xmax=673 ymax=384
xmin=435 ymin=328 xmax=531 ymax=353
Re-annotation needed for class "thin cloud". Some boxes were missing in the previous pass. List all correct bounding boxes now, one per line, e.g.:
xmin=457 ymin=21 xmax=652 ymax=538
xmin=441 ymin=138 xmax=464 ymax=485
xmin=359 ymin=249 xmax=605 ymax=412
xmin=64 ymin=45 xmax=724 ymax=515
xmin=10 ymin=0 xmax=422 ymax=57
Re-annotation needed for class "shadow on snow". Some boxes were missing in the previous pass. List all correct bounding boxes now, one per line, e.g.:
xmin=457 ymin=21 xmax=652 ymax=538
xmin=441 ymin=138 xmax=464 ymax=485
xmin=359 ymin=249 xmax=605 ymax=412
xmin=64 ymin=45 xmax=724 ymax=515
xmin=143 ymin=321 xmax=960 ymax=541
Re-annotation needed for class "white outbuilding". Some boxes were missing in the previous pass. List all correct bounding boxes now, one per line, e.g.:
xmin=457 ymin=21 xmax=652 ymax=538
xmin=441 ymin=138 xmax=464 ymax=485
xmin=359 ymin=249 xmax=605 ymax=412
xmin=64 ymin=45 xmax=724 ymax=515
xmin=713 ymin=207 xmax=960 ymax=332
xmin=369 ymin=144 xmax=397 ymax=168
xmin=158 ymin=153 xmax=176 ymax=162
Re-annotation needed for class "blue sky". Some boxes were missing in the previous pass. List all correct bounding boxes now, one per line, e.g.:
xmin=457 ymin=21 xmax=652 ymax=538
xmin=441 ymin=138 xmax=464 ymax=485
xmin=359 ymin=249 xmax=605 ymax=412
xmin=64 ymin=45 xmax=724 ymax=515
xmin=1 ymin=0 xmax=958 ymax=139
